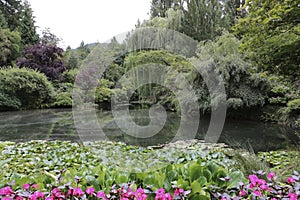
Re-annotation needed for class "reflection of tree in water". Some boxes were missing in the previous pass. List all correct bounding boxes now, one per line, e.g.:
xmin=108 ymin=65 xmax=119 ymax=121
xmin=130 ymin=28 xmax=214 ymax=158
xmin=0 ymin=109 xmax=298 ymax=152
xmin=0 ymin=109 xmax=79 ymax=142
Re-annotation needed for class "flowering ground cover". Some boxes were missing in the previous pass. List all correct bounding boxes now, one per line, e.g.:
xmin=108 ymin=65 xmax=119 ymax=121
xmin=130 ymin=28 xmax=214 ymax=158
xmin=0 ymin=140 xmax=299 ymax=199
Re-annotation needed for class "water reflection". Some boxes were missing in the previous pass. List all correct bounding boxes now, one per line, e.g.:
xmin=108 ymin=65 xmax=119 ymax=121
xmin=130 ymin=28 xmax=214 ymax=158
xmin=0 ymin=109 xmax=298 ymax=152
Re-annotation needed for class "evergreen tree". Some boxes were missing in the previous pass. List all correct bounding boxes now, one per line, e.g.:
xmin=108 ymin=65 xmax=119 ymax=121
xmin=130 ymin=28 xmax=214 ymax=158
xmin=181 ymin=0 xmax=230 ymax=41
xmin=0 ymin=0 xmax=22 ymax=30
xmin=0 ymin=0 xmax=39 ymax=47
xmin=0 ymin=10 xmax=8 ymax=28
xmin=17 ymin=0 xmax=39 ymax=47
xmin=150 ymin=0 xmax=184 ymax=18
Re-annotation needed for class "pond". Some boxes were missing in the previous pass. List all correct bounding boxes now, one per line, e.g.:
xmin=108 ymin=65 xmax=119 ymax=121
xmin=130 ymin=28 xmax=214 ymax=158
xmin=0 ymin=109 xmax=299 ymax=152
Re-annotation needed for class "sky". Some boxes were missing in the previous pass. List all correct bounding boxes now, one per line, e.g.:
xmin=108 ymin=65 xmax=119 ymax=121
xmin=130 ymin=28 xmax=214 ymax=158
xmin=28 ymin=0 xmax=151 ymax=49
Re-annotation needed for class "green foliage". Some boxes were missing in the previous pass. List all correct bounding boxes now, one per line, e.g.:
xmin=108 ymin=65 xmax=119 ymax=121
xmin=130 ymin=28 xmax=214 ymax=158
xmin=62 ymin=68 xmax=79 ymax=84
xmin=0 ymin=140 xmax=241 ymax=196
xmin=232 ymin=151 xmax=270 ymax=177
xmin=95 ymin=79 xmax=114 ymax=104
xmin=0 ymin=28 xmax=21 ymax=66
xmin=17 ymin=0 xmax=39 ymax=47
xmin=181 ymin=0 xmax=233 ymax=41
xmin=0 ymin=67 xmax=54 ymax=110
xmin=123 ymin=50 xmax=194 ymax=110
xmin=0 ymin=9 xmax=7 ymax=28
xmin=193 ymin=31 xmax=269 ymax=110
xmin=52 ymin=92 xmax=72 ymax=108
xmin=0 ymin=0 xmax=39 ymax=47
xmin=287 ymin=98 xmax=300 ymax=110
xmin=233 ymin=0 xmax=300 ymax=77
xmin=258 ymin=150 xmax=300 ymax=179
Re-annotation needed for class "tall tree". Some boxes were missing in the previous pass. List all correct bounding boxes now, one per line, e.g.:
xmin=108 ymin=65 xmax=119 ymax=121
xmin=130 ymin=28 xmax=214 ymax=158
xmin=17 ymin=0 xmax=39 ymax=46
xmin=150 ymin=0 xmax=184 ymax=18
xmin=0 ymin=0 xmax=39 ymax=47
xmin=233 ymin=0 xmax=300 ymax=77
xmin=181 ymin=0 xmax=231 ymax=41
xmin=0 ymin=10 xmax=8 ymax=28
xmin=0 ymin=0 xmax=22 ymax=30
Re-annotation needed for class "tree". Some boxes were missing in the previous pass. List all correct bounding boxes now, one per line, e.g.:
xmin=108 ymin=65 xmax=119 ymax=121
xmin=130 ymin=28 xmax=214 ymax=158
xmin=150 ymin=0 xmax=184 ymax=18
xmin=192 ymin=31 xmax=269 ymax=110
xmin=0 ymin=10 xmax=8 ymax=28
xmin=0 ymin=0 xmax=39 ymax=47
xmin=40 ymin=28 xmax=61 ymax=45
xmin=17 ymin=43 xmax=66 ymax=81
xmin=0 ymin=0 xmax=22 ymax=30
xmin=233 ymin=0 xmax=300 ymax=77
xmin=0 ymin=28 xmax=21 ymax=66
xmin=181 ymin=0 xmax=232 ymax=41
xmin=17 ymin=0 xmax=39 ymax=47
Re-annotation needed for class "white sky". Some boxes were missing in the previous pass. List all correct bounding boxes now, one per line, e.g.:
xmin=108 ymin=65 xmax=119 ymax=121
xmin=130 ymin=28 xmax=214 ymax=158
xmin=28 ymin=0 xmax=151 ymax=49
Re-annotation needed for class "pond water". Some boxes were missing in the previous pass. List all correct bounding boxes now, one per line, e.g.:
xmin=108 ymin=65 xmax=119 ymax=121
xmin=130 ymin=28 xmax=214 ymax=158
xmin=0 ymin=109 xmax=299 ymax=152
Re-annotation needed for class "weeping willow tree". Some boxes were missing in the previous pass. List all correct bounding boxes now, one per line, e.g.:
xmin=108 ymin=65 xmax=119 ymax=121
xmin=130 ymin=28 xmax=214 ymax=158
xmin=191 ymin=31 xmax=270 ymax=110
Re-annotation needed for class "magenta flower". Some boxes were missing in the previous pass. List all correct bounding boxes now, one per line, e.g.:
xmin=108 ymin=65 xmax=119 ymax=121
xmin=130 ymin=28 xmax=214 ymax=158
xmin=267 ymin=172 xmax=275 ymax=180
xmin=248 ymin=174 xmax=259 ymax=186
xmin=238 ymin=189 xmax=246 ymax=196
xmin=135 ymin=188 xmax=147 ymax=200
xmin=260 ymin=184 xmax=268 ymax=191
xmin=32 ymin=184 xmax=38 ymax=189
xmin=16 ymin=197 xmax=23 ymax=200
xmin=73 ymin=187 xmax=84 ymax=196
xmin=96 ymin=191 xmax=107 ymax=200
xmin=22 ymin=183 xmax=30 ymax=190
xmin=86 ymin=187 xmax=95 ymax=195
xmin=253 ymin=190 xmax=262 ymax=197
xmin=164 ymin=193 xmax=172 ymax=200
xmin=174 ymin=188 xmax=184 ymax=197
xmin=30 ymin=191 xmax=45 ymax=200
xmin=0 ymin=186 xmax=14 ymax=196
xmin=288 ymin=193 xmax=298 ymax=200
xmin=287 ymin=177 xmax=295 ymax=184
xmin=2 ymin=197 xmax=12 ymax=200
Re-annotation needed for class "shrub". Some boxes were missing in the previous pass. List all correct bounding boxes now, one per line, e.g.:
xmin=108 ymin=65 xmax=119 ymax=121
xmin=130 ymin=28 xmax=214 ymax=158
xmin=52 ymin=92 xmax=72 ymax=108
xmin=0 ymin=67 xmax=54 ymax=110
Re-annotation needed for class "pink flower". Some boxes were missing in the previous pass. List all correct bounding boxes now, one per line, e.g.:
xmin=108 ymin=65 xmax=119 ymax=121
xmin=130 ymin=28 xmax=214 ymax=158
xmin=23 ymin=183 xmax=30 ymax=190
xmin=86 ymin=187 xmax=95 ymax=195
xmin=73 ymin=188 xmax=84 ymax=196
xmin=174 ymin=188 xmax=184 ymax=196
xmin=238 ymin=189 xmax=246 ymax=196
xmin=0 ymin=186 xmax=14 ymax=196
xmin=45 ymin=197 xmax=54 ymax=200
xmin=271 ymin=198 xmax=277 ymax=200
xmin=287 ymin=177 xmax=295 ymax=184
xmin=260 ymin=184 xmax=268 ymax=191
xmin=267 ymin=172 xmax=275 ymax=180
xmin=30 ymin=191 xmax=45 ymax=200
xmin=51 ymin=188 xmax=61 ymax=197
xmin=32 ymin=184 xmax=38 ymax=189
xmin=135 ymin=188 xmax=147 ymax=200
xmin=248 ymin=174 xmax=259 ymax=186
xmin=164 ymin=193 xmax=172 ymax=200
xmin=16 ymin=197 xmax=23 ymax=200
xmin=253 ymin=190 xmax=262 ymax=197
xmin=97 ymin=191 xmax=107 ymax=200
xmin=288 ymin=193 xmax=298 ymax=200
xmin=157 ymin=188 xmax=165 ymax=194
xmin=258 ymin=179 xmax=266 ymax=185
xmin=2 ymin=197 xmax=12 ymax=200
